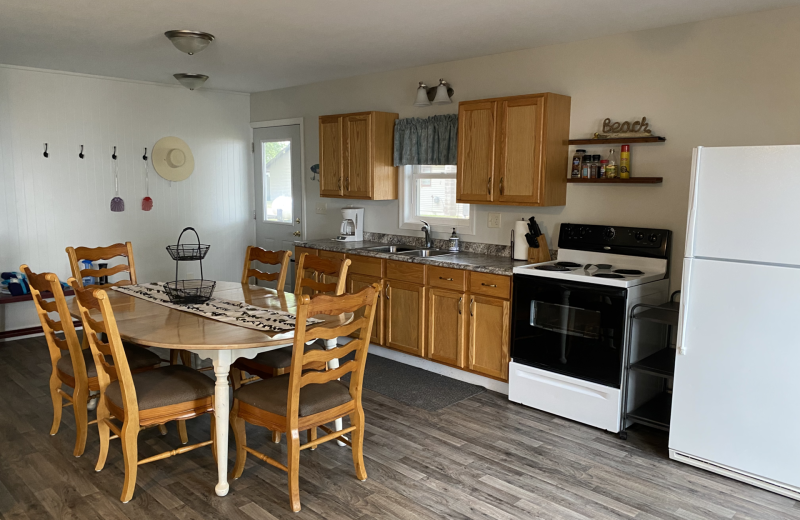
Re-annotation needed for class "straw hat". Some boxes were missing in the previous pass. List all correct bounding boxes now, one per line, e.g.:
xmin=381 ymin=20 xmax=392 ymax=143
xmin=152 ymin=137 xmax=195 ymax=181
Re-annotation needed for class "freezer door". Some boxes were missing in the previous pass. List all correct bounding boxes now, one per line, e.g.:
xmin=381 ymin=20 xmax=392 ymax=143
xmin=670 ymin=258 xmax=800 ymax=488
xmin=689 ymin=145 xmax=800 ymax=266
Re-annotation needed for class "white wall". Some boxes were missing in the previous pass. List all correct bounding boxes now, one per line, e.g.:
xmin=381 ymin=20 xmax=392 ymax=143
xmin=251 ymin=6 xmax=800 ymax=290
xmin=0 ymin=65 xmax=252 ymax=331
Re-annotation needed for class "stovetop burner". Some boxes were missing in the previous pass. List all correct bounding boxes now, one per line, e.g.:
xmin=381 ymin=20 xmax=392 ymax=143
xmin=593 ymin=273 xmax=625 ymax=279
xmin=614 ymin=269 xmax=644 ymax=275
xmin=556 ymin=261 xmax=582 ymax=268
xmin=534 ymin=264 xmax=572 ymax=272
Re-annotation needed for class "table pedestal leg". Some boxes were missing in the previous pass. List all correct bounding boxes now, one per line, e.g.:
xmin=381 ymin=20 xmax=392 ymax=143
xmin=211 ymin=350 xmax=232 ymax=496
xmin=324 ymin=338 xmax=346 ymax=447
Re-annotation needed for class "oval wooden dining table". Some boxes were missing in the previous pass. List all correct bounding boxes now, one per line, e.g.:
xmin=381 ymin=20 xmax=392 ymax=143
xmin=68 ymin=281 xmax=352 ymax=497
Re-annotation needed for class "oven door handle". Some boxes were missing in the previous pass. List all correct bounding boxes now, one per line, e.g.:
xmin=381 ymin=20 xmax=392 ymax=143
xmin=529 ymin=300 xmax=537 ymax=326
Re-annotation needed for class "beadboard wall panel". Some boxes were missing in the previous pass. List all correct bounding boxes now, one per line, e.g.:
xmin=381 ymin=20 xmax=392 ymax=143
xmin=0 ymin=66 xmax=253 ymax=332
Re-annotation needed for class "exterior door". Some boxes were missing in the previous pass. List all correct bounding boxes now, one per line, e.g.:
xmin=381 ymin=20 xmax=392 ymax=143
xmin=385 ymin=280 xmax=425 ymax=357
xmin=253 ymin=125 xmax=303 ymax=289
xmin=349 ymin=274 xmax=383 ymax=345
xmin=319 ymin=116 xmax=343 ymax=197
xmin=457 ymin=101 xmax=496 ymax=203
xmin=495 ymin=97 xmax=543 ymax=204
xmin=342 ymin=113 xmax=372 ymax=198
xmin=468 ymin=294 xmax=510 ymax=380
xmin=427 ymin=288 xmax=466 ymax=367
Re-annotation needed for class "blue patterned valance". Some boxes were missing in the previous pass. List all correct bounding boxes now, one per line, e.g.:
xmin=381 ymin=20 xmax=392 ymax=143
xmin=393 ymin=114 xmax=458 ymax=166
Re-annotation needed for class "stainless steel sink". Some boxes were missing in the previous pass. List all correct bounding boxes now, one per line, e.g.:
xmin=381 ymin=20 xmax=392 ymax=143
xmin=359 ymin=245 xmax=418 ymax=253
xmin=397 ymin=249 xmax=454 ymax=258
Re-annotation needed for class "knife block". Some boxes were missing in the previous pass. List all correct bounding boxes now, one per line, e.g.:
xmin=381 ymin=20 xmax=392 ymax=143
xmin=527 ymin=235 xmax=551 ymax=263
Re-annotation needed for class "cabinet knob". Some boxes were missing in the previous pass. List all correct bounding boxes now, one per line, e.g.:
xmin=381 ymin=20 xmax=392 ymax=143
xmin=487 ymin=178 xmax=492 ymax=195
xmin=458 ymin=296 xmax=463 ymax=315
xmin=439 ymin=277 xmax=454 ymax=281
xmin=499 ymin=177 xmax=504 ymax=195
xmin=470 ymin=297 xmax=475 ymax=316
xmin=385 ymin=283 xmax=390 ymax=300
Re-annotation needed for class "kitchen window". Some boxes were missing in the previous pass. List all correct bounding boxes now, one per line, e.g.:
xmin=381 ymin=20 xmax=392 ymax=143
xmin=399 ymin=165 xmax=475 ymax=234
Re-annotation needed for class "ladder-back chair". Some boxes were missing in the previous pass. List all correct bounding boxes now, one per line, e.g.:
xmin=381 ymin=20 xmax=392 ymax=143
xmin=230 ymin=284 xmax=380 ymax=512
xmin=66 ymin=242 xmax=137 ymax=289
xmin=241 ymin=246 xmax=291 ymax=289
xmin=70 ymin=281 xmax=217 ymax=503
xmin=21 ymin=265 xmax=161 ymax=457
xmin=294 ymin=252 xmax=351 ymax=296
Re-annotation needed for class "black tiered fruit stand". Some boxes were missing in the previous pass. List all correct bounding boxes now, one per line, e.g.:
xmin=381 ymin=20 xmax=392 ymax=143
xmin=164 ymin=227 xmax=216 ymax=304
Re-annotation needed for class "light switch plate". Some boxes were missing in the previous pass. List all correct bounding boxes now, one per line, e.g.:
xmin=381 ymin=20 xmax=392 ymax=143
xmin=316 ymin=202 xmax=327 ymax=215
xmin=488 ymin=212 xmax=501 ymax=228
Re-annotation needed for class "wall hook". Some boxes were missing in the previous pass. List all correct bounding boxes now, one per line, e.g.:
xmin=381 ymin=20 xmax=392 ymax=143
xmin=43 ymin=143 xmax=49 ymax=158
xmin=79 ymin=145 xmax=84 ymax=159
xmin=142 ymin=147 xmax=148 ymax=161
xmin=112 ymin=146 xmax=117 ymax=160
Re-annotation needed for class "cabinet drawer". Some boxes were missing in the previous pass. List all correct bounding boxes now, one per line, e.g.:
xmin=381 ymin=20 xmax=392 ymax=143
xmin=318 ymin=250 xmax=345 ymax=263
xmin=386 ymin=260 xmax=425 ymax=284
xmin=428 ymin=266 xmax=466 ymax=292
xmin=347 ymin=254 xmax=384 ymax=277
xmin=469 ymin=272 xmax=511 ymax=299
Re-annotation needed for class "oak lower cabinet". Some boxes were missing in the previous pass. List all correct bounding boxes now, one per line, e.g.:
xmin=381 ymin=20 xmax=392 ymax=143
xmin=318 ymin=111 xmax=399 ymax=200
xmin=467 ymin=294 xmax=510 ymax=380
xmin=385 ymin=280 xmax=426 ymax=357
xmin=456 ymin=92 xmax=571 ymax=207
xmin=348 ymin=274 xmax=383 ymax=345
xmin=427 ymin=288 xmax=466 ymax=368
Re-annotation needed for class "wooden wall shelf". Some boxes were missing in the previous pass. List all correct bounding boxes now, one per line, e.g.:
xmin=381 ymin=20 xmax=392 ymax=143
xmin=568 ymin=136 xmax=667 ymax=145
xmin=567 ymin=177 xmax=663 ymax=184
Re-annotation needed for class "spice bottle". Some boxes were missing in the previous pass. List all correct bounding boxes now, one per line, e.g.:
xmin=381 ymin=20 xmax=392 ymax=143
xmin=599 ymin=160 xmax=608 ymax=179
xmin=581 ymin=155 xmax=591 ymax=178
xmin=620 ymin=145 xmax=631 ymax=179
xmin=605 ymin=149 xmax=618 ymax=178
xmin=590 ymin=154 xmax=601 ymax=179
xmin=571 ymin=149 xmax=586 ymax=178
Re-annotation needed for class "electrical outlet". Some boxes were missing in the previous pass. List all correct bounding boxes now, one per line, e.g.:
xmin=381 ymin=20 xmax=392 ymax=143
xmin=488 ymin=212 xmax=501 ymax=228
xmin=316 ymin=202 xmax=327 ymax=215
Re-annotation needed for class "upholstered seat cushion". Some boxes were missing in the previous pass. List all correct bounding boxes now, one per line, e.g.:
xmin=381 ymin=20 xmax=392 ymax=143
xmin=234 ymin=373 xmax=352 ymax=417
xmin=248 ymin=339 xmax=326 ymax=369
xmin=57 ymin=345 xmax=161 ymax=379
xmin=105 ymin=365 xmax=215 ymax=411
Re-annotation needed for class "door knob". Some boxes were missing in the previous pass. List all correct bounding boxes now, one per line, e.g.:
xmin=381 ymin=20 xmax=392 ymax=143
xmin=293 ymin=231 xmax=301 ymax=236
xmin=295 ymin=218 xmax=301 ymax=224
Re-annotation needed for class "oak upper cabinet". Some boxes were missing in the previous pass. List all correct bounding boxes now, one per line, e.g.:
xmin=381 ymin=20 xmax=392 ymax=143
xmin=427 ymin=288 xmax=466 ymax=368
xmin=457 ymin=92 xmax=571 ymax=207
xmin=467 ymin=294 xmax=510 ymax=380
xmin=385 ymin=280 xmax=425 ymax=357
xmin=318 ymin=111 xmax=398 ymax=200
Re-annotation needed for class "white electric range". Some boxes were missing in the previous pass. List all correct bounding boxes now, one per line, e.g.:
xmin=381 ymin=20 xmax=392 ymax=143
xmin=509 ymin=223 xmax=671 ymax=432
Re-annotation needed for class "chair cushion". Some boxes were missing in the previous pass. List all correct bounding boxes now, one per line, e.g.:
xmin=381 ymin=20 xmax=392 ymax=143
xmin=249 ymin=339 xmax=326 ymax=369
xmin=234 ymin=373 xmax=352 ymax=417
xmin=105 ymin=365 xmax=215 ymax=411
xmin=57 ymin=345 xmax=161 ymax=379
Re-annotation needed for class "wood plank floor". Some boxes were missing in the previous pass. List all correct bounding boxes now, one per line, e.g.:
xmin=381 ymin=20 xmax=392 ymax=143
xmin=1 ymin=336 xmax=798 ymax=519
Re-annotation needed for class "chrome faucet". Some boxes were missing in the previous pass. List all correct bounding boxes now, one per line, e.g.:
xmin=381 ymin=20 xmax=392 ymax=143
xmin=420 ymin=220 xmax=433 ymax=249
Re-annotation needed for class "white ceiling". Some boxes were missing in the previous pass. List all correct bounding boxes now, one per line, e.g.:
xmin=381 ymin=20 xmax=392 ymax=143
xmin=1 ymin=0 xmax=798 ymax=93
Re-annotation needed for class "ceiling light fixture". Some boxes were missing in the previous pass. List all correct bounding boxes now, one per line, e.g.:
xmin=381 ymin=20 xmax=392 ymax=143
xmin=165 ymin=30 xmax=215 ymax=55
xmin=413 ymin=79 xmax=454 ymax=107
xmin=173 ymin=73 xmax=208 ymax=90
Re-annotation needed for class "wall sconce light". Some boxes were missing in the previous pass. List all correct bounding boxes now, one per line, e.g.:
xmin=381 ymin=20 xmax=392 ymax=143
xmin=414 ymin=79 xmax=454 ymax=107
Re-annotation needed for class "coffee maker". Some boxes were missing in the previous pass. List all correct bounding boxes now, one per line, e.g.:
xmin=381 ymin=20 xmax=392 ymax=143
xmin=334 ymin=207 xmax=364 ymax=242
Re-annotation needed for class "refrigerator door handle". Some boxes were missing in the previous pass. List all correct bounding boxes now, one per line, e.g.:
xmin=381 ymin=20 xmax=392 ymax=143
xmin=684 ymin=147 xmax=701 ymax=258
xmin=677 ymin=258 xmax=693 ymax=355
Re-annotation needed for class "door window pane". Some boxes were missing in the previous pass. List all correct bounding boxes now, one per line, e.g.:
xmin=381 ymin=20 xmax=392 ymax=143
xmin=262 ymin=140 xmax=292 ymax=222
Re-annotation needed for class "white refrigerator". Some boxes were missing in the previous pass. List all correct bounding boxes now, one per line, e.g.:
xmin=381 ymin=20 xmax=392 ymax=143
xmin=670 ymin=145 xmax=800 ymax=499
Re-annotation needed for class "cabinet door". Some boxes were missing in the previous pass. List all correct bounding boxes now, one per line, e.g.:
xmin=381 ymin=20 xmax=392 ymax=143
xmin=495 ymin=97 xmax=544 ymax=204
xmin=457 ymin=101 xmax=497 ymax=203
xmin=467 ymin=294 xmax=510 ymax=380
xmin=342 ymin=114 xmax=372 ymax=198
xmin=319 ymin=116 xmax=343 ymax=197
xmin=348 ymin=274 xmax=383 ymax=346
xmin=427 ymin=288 xmax=466 ymax=368
xmin=385 ymin=280 xmax=425 ymax=357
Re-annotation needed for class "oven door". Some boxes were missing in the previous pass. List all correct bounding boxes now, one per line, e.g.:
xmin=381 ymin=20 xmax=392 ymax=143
xmin=511 ymin=274 xmax=628 ymax=388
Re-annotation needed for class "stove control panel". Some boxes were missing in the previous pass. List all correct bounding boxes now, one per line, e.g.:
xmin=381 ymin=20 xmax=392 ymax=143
xmin=559 ymin=224 xmax=671 ymax=259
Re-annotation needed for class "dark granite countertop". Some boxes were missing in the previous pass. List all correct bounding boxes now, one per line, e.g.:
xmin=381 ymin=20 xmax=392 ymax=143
xmin=295 ymin=239 xmax=530 ymax=275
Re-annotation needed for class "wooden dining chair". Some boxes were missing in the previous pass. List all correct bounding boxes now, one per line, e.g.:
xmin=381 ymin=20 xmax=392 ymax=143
xmin=66 ymin=242 xmax=137 ymax=289
xmin=70 ymin=280 xmax=217 ymax=503
xmin=230 ymin=284 xmax=380 ymax=512
xmin=232 ymin=252 xmax=352 ymax=386
xmin=21 ymin=265 xmax=162 ymax=458
xmin=241 ymin=246 xmax=292 ymax=289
